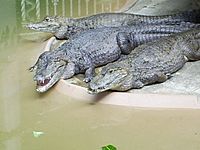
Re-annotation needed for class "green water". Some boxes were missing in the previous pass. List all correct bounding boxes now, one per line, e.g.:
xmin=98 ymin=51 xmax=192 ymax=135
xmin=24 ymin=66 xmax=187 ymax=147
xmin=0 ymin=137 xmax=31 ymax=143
xmin=1 ymin=0 xmax=200 ymax=150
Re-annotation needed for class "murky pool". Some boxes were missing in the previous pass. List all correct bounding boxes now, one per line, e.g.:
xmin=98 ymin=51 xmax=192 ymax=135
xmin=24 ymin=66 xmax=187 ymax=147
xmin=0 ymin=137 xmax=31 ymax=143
xmin=0 ymin=0 xmax=200 ymax=150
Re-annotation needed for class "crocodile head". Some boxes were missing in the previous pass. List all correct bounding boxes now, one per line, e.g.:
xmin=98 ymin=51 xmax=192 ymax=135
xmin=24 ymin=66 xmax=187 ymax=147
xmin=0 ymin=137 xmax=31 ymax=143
xmin=88 ymin=65 xmax=129 ymax=94
xmin=26 ymin=16 xmax=67 ymax=33
xmin=29 ymin=51 xmax=67 ymax=92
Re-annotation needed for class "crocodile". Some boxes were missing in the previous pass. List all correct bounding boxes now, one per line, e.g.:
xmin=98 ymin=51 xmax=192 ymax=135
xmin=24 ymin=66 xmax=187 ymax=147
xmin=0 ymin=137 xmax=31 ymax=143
xmin=30 ymin=23 xmax=200 ymax=92
xmin=88 ymin=29 xmax=200 ymax=94
xmin=26 ymin=9 xmax=200 ymax=39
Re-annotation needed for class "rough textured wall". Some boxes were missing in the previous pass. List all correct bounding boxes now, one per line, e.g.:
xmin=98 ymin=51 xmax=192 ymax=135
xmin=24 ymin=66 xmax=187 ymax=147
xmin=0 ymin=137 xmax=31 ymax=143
xmin=121 ymin=0 xmax=200 ymax=15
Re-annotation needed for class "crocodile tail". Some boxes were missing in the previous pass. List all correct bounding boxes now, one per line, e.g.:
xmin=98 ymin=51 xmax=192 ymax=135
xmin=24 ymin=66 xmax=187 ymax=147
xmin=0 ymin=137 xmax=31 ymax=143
xmin=129 ymin=33 xmax=171 ymax=47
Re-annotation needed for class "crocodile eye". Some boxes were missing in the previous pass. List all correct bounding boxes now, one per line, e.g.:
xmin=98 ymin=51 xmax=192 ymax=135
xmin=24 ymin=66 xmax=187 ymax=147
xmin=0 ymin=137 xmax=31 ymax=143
xmin=108 ymin=69 xmax=114 ymax=73
xmin=45 ymin=17 xmax=51 ymax=22
xmin=118 ymin=67 xmax=122 ymax=70
xmin=54 ymin=58 xmax=60 ymax=62
xmin=54 ymin=59 xmax=67 ymax=66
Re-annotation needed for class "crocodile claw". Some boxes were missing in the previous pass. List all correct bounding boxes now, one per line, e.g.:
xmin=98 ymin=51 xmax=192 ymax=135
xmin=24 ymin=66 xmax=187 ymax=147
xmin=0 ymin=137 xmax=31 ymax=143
xmin=83 ymin=76 xmax=93 ymax=83
xmin=83 ymin=77 xmax=90 ymax=83
xmin=28 ymin=66 xmax=35 ymax=72
xmin=87 ymin=88 xmax=96 ymax=95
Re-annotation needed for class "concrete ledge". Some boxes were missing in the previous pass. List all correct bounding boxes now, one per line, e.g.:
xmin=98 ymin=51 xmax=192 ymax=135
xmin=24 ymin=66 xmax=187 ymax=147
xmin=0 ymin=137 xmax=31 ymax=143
xmin=55 ymin=80 xmax=200 ymax=109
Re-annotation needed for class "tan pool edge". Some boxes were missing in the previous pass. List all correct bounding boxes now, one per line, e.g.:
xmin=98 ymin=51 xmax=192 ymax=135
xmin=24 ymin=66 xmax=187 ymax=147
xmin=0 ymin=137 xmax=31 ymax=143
xmin=55 ymin=80 xmax=200 ymax=109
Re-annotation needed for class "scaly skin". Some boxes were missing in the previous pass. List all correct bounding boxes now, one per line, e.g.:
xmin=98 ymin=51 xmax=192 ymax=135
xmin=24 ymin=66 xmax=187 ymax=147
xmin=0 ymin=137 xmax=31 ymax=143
xmin=30 ymin=24 xmax=200 ymax=93
xmin=29 ymin=51 xmax=67 ymax=92
xmin=26 ymin=9 xmax=200 ymax=39
xmin=88 ymin=29 xmax=200 ymax=94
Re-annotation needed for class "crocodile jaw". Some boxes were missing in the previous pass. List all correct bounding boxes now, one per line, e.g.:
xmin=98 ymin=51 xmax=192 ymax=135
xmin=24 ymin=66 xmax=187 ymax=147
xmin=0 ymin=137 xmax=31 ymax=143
xmin=26 ymin=22 xmax=61 ymax=33
xmin=88 ymin=69 xmax=128 ymax=94
xmin=35 ymin=67 xmax=65 ymax=93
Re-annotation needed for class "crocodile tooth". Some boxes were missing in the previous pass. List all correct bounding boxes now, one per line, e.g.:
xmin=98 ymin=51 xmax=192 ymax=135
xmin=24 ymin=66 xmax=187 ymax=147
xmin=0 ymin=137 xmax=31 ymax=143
xmin=184 ymin=55 xmax=188 ymax=61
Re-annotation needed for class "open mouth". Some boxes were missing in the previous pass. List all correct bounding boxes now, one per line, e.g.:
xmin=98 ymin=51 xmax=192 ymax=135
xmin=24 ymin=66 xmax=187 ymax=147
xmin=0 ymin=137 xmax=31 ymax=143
xmin=37 ymin=78 xmax=51 ymax=87
xmin=35 ymin=76 xmax=54 ymax=93
xmin=35 ymin=70 xmax=63 ymax=92
xmin=34 ymin=65 xmax=66 ymax=92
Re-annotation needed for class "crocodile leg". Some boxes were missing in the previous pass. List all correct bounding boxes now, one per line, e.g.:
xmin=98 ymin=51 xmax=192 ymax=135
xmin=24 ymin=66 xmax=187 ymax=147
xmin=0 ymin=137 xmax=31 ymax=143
xmin=116 ymin=32 xmax=133 ymax=55
xmin=179 ymin=39 xmax=200 ymax=61
xmin=113 ymin=75 xmax=144 ymax=91
xmin=117 ymin=72 xmax=169 ymax=91
xmin=84 ymin=66 xmax=95 ymax=83
xmin=62 ymin=62 xmax=75 ymax=79
xmin=139 ymin=71 xmax=169 ymax=86
xmin=114 ymin=72 xmax=168 ymax=91
xmin=112 ymin=74 xmax=151 ymax=91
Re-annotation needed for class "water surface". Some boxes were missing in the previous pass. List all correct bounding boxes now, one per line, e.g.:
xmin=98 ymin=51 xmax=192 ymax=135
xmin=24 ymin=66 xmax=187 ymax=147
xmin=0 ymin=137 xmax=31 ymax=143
xmin=0 ymin=1 xmax=200 ymax=150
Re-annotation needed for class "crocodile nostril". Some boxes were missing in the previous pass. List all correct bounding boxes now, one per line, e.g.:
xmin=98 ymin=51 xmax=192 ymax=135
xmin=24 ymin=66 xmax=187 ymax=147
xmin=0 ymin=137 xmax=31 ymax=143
xmin=98 ymin=87 xmax=104 ymax=90
xmin=88 ymin=88 xmax=94 ymax=92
